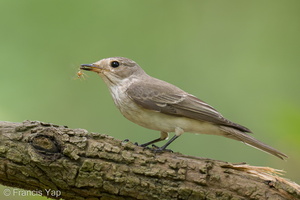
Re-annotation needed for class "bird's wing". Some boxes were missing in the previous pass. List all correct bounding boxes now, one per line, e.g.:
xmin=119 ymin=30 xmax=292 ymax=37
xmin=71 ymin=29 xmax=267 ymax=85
xmin=127 ymin=81 xmax=251 ymax=133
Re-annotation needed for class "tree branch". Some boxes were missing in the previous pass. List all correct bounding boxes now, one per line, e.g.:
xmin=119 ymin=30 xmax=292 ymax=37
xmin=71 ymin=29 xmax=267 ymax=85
xmin=0 ymin=120 xmax=299 ymax=200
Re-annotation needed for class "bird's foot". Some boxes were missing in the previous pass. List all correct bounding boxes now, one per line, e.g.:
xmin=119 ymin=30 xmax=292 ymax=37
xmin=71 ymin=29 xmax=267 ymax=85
xmin=125 ymin=141 xmax=152 ymax=150
xmin=150 ymin=145 xmax=173 ymax=153
xmin=122 ymin=139 xmax=172 ymax=152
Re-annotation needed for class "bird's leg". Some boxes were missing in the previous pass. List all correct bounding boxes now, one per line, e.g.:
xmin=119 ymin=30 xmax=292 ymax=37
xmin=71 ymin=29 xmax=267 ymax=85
xmin=153 ymin=127 xmax=184 ymax=153
xmin=140 ymin=131 xmax=169 ymax=147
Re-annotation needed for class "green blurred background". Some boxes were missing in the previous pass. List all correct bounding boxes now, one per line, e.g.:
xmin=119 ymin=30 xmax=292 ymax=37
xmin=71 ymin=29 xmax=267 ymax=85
xmin=1 ymin=0 xmax=299 ymax=199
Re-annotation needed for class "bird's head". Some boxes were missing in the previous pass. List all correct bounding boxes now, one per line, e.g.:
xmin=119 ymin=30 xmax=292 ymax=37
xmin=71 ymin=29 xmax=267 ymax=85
xmin=80 ymin=57 xmax=146 ymax=85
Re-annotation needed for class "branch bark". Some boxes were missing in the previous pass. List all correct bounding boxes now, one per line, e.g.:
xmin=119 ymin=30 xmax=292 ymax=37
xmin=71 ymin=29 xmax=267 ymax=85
xmin=0 ymin=120 xmax=299 ymax=200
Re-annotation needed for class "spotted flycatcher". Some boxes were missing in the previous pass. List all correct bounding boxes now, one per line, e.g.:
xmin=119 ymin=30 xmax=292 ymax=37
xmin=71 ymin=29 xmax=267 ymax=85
xmin=80 ymin=57 xmax=287 ymax=159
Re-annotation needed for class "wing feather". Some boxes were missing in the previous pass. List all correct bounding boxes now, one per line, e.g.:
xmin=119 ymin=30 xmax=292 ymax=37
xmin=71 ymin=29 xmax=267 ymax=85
xmin=127 ymin=81 xmax=251 ymax=133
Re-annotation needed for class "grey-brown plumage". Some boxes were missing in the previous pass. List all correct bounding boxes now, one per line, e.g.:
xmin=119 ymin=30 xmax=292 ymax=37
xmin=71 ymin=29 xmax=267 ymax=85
xmin=127 ymin=80 xmax=251 ymax=132
xmin=80 ymin=57 xmax=288 ymax=160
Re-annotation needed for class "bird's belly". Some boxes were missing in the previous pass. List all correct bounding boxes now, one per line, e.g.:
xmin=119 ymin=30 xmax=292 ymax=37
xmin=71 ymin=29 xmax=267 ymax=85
xmin=119 ymin=101 xmax=221 ymax=135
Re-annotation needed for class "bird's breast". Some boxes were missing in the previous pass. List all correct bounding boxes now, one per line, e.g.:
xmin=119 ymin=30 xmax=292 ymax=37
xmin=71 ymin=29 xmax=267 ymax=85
xmin=108 ymin=84 xmax=221 ymax=135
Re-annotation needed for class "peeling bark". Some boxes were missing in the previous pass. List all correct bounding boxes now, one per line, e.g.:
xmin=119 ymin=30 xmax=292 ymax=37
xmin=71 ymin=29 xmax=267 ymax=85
xmin=0 ymin=120 xmax=299 ymax=200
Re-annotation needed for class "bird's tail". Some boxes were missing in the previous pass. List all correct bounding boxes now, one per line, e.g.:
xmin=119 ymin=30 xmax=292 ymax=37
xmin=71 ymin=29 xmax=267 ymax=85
xmin=220 ymin=126 xmax=288 ymax=160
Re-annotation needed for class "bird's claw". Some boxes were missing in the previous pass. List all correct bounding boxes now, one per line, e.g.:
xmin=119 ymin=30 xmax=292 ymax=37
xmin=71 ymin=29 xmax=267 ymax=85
xmin=123 ymin=140 xmax=173 ymax=152
xmin=150 ymin=147 xmax=173 ymax=153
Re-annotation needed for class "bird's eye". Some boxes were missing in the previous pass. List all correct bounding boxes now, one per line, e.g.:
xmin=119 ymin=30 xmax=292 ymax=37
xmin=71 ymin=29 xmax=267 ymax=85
xmin=111 ymin=61 xmax=120 ymax=68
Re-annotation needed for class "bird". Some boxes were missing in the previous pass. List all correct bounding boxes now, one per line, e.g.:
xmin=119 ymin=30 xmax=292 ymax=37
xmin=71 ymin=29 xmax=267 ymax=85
xmin=80 ymin=57 xmax=287 ymax=159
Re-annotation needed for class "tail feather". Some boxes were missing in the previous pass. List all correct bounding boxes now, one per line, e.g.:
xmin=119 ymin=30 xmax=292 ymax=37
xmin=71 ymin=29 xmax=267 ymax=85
xmin=220 ymin=126 xmax=288 ymax=160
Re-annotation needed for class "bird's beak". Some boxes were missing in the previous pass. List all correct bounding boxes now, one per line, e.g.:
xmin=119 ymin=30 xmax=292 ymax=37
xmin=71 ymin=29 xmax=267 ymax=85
xmin=80 ymin=64 xmax=103 ymax=73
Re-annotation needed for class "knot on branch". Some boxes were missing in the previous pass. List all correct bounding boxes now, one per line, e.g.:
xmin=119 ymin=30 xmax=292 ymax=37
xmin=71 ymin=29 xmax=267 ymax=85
xmin=28 ymin=127 xmax=63 ymax=160
xmin=31 ymin=135 xmax=60 ymax=154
